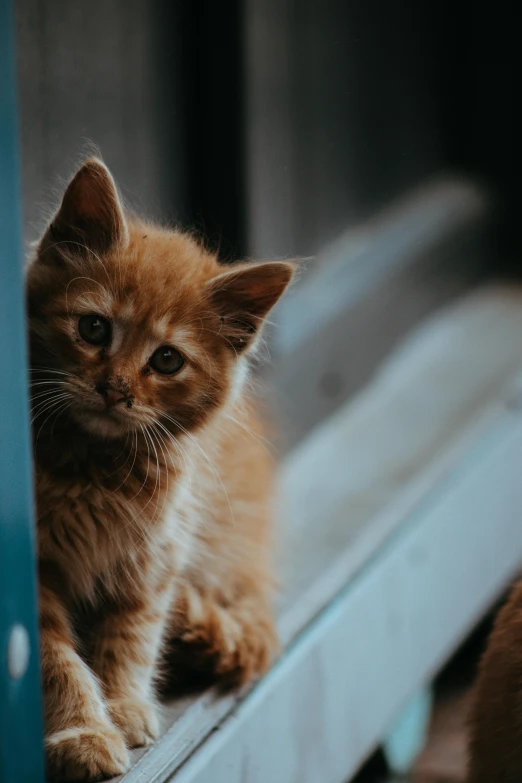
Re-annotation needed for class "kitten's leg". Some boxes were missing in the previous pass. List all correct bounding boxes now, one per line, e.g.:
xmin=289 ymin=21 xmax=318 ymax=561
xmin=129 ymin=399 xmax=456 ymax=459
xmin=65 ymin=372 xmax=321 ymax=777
xmin=40 ymin=585 xmax=130 ymax=782
xmin=165 ymin=410 xmax=279 ymax=689
xmin=169 ymin=574 xmax=278 ymax=689
xmin=91 ymin=572 xmax=175 ymax=748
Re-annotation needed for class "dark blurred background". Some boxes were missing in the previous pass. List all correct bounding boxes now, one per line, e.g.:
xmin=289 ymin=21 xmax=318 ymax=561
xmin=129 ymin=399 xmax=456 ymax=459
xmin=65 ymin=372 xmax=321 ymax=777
xmin=16 ymin=0 xmax=519 ymax=263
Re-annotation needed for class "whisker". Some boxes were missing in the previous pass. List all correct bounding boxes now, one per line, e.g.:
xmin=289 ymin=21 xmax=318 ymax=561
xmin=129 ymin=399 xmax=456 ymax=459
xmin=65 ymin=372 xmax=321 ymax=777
xmin=29 ymin=380 xmax=69 ymax=388
xmin=145 ymin=425 xmax=161 ymax=518
xmin=64 ymin=276 xmax=107 ymax=315
xmin=123 ymin=426 xmax=151 ymax=505
xmin=151 ymin=407 xmax=236 ymax=529
xmin=151 ymin=418 xmax=184 ymax=462
xmin=108 ymin=430 xmax=138 ymax=491
xmin=30 ymin=386 xmax=70 ymax=403
xmin=29 ymin=368 xmax=77 ymax=378
xmin=34 ymin=397 xmax=74 ymax=450
xmin=109 ymin=425 xmax=156 ymax=539
xmin=113 ymin=430 xmax=132 ymax=463
xmin=50 ymin=400 xmax=74 ymax=440
xmin=135 ymin=425 xmax=169 ymax=550
xmin=152 ymin=418 xmax=199 ymax=498
xmin=69 ymin=290 xmax=100 ymax=315
xmin=224 ymin=412 xmax=273 ymax=453
xmin=43 ymin=240 xmax=114 ymax=291
xmin=31 ymin=393 xmax=72 ymax=423
xmin=119 ymin=426 xmax=162 ymax=547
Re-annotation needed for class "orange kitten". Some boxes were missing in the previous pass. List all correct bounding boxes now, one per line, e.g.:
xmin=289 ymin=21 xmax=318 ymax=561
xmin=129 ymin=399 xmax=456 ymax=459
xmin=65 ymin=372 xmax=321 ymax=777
xmin=28 ymin=159 xmax=294 ymax=781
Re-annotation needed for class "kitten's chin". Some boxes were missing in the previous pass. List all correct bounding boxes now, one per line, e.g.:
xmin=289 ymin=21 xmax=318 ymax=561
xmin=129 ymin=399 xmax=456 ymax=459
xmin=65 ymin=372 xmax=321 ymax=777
xmin=74 ymin=409 xmax=132 ymax=440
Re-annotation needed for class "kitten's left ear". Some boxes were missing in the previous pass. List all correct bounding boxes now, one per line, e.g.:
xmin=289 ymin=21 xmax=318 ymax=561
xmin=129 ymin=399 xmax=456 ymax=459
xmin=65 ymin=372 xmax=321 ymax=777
xmin=45 ymin=158 xmax=129 ymax=257
xmin=208 ymin=261 xmax=295 ymax=353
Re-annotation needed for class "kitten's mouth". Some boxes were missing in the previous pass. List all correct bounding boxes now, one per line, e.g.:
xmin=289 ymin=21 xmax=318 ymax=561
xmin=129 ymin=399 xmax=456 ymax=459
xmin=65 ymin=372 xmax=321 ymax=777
xmin=73 ymin=401 xmax=134 ymax=439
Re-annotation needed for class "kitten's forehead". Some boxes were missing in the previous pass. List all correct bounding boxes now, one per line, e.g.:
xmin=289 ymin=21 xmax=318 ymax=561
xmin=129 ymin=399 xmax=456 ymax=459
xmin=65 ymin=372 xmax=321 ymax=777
xmin=152 ymin=317 xmax=193 ymax=344
xmin=150 ymin=314 xmax=177 ymax=339
xmin=128 ymin=221 xmax=219 ymax=282
xmin=114 ymin=288 xmax=202 ymax=337
xmin=117 ymin=301 xmax=136 ymax=321
xmin=69 ymin=288 xmax=114 ymax=317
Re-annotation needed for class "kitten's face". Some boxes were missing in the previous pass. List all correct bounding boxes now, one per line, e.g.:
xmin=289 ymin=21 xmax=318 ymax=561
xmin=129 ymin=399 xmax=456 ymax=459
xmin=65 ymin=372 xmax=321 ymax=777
xmin=27 ymin=160 xmax=293 ymax=440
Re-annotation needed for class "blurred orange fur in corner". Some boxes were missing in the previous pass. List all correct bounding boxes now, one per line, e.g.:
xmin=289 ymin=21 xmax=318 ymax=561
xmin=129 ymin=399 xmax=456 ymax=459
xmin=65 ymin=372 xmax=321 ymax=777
xmin=468 ymin=579 xmax=522 ymax=782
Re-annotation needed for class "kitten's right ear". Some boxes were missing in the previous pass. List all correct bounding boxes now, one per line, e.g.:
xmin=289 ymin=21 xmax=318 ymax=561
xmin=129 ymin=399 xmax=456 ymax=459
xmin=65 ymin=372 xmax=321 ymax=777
xmin=41 ymin=158 xmax=129 ymax=260
xmin=208 ymin=260 xmax=295 ymax=353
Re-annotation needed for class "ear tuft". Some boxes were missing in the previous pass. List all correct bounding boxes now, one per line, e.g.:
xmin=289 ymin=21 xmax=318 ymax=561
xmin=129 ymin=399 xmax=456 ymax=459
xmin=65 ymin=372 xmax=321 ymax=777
xmin=208 ymin=261 xmax=295 ymax=353
xmin=45 ymin=158 xmax=129 ymax=258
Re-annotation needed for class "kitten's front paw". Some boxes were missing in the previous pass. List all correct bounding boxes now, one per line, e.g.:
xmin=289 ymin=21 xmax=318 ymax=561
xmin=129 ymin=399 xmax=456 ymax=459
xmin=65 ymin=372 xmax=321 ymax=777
xmin=108 ymin=697 xmax=160 ymax=748
xmin=46 ymin=725 xmax=130 ymax=781
xmin=176 ymin=596 xmax=278 ymax=689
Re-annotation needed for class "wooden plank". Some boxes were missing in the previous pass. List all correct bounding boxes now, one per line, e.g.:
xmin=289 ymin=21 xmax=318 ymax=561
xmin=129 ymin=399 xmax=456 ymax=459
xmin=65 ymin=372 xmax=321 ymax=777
xmin=276 ymin=285 xmax=522 ymax=635
xmin=172 ymin=410 xmax=522 ymax=783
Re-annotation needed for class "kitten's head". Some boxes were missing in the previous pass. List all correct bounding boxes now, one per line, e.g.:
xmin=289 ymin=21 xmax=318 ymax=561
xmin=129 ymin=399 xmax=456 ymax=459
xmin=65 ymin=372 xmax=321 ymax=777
xmin=27 ymin=159 xmax=294 ymax=440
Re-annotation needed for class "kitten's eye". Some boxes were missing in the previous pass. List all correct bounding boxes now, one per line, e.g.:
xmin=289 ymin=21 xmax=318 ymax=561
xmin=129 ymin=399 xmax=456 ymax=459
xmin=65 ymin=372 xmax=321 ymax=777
xmin=149 ymin=346 xmax=184 ymax=375
xmin=78 ymin=314 xmax=111 ymax=346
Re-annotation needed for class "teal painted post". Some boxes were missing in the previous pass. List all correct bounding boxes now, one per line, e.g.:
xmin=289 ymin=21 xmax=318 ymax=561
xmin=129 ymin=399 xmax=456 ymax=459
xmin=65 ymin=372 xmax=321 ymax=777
xmin=0 ymin=0 xmax=45 ymax=781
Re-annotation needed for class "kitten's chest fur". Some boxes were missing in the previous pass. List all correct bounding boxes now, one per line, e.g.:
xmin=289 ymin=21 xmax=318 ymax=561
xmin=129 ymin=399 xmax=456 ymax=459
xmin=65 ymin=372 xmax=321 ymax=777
xmin=36 ymin=437 xmax=195 ymax=604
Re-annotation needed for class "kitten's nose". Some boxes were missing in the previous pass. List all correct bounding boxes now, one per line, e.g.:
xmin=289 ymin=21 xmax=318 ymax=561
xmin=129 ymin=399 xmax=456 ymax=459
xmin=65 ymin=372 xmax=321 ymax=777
xmin=97 ymin=385 xmax=126 ymax=408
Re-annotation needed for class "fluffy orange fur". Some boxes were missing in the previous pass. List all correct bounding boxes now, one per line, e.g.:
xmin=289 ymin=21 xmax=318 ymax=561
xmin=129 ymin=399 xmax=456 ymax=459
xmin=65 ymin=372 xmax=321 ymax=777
xmin=28 ymin=159 xmax=294 ymax=781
